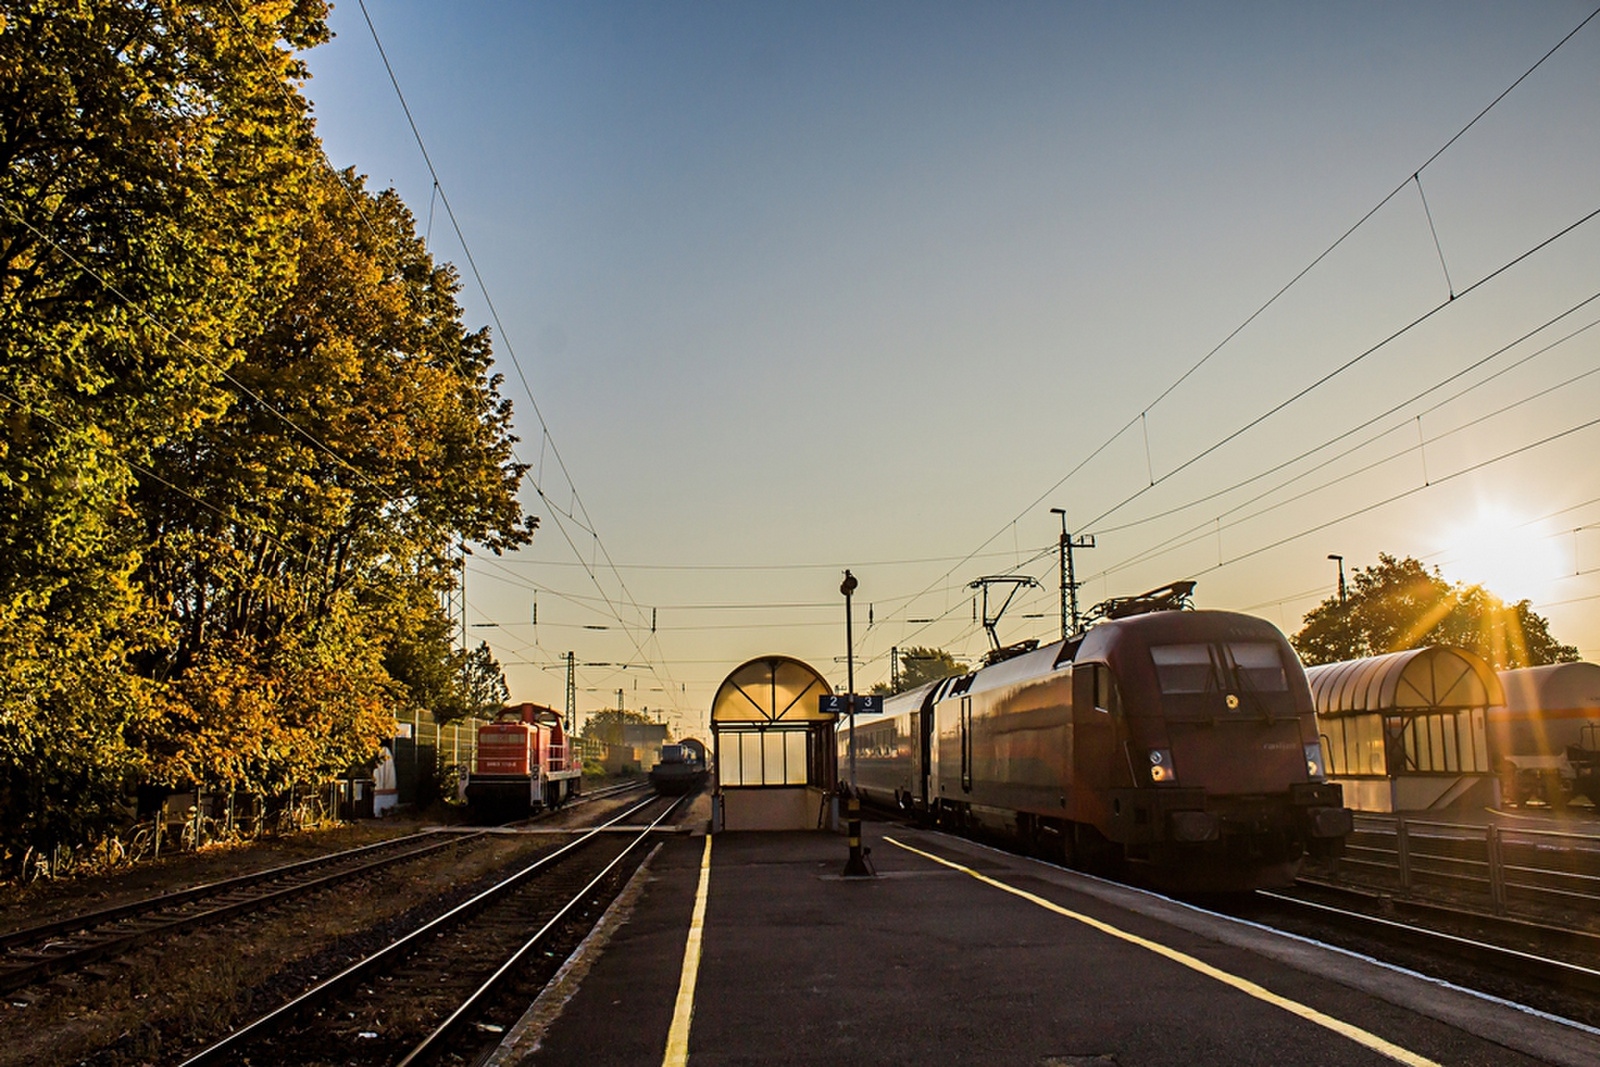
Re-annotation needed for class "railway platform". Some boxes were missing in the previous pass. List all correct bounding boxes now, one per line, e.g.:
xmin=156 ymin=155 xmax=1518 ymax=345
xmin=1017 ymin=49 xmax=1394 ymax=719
xmin=490 ymin=813 xmax=1600 ymax=1066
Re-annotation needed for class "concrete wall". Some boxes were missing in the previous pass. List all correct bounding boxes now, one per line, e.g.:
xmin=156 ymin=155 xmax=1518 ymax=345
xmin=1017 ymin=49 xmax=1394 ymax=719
xmin=718 ymin=786 xmax=827 ymax=831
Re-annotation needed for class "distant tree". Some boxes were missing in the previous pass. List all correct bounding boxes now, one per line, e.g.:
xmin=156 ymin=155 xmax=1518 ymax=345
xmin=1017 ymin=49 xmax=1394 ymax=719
xmin=580 ymin=708 xmax=659 ymax=746
xmin=436 ymin=643 xmax=510 ymax=724
xmin=1293 ymin=554 xmax=1579 ymax=669
xmin=872 ymin=646 xmax=970 ymax=694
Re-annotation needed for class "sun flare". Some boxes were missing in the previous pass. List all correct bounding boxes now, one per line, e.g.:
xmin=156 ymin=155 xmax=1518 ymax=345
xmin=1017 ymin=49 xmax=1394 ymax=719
xmin=1436 ymin=507 xmax=1568 ymax=603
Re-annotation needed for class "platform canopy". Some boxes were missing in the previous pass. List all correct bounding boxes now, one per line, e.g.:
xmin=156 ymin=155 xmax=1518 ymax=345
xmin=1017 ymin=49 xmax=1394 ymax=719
xmin=711 ymin=655 xmax=835 ymax=725
xmin=1306 ymin=646 xmax=1504 ymax=718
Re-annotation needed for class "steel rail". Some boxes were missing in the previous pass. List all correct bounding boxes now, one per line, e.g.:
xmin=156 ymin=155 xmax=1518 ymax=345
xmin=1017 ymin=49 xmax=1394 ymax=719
xmin=176 ymin=793 xmax=672 ymax=1067
xmin=1256 ymin=889 xmax=1600 ymax=996
xmin=0 ymin=830 xmax=448 ymax=951
xmin=0 ymin=830 xmax=486 ymax=996
xmin=1 ymin=778 xmax=642 ymax=976
xmin=396 ymin=794 xmax=688 ymax=1065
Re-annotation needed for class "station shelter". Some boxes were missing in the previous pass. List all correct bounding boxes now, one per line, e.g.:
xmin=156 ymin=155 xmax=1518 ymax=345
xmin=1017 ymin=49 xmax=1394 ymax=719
xmin=1306 ymin=646 xmax=1502 ymax=812
xmin=709 ymin=655 xmax=839 ymax=831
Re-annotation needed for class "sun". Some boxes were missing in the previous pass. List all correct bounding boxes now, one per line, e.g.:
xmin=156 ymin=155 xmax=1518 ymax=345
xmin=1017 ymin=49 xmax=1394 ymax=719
xmin=1436 ymin=506 xmax=1568 ymax=603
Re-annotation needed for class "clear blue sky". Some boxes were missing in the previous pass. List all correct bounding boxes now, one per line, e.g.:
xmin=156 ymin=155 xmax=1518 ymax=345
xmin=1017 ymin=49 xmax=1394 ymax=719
xmin=304 ymin=2 xmax=1600 ymax=733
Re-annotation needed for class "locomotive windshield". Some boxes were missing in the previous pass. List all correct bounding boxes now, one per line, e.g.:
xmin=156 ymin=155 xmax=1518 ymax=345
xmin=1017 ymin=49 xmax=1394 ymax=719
xmin=1150 ymin=642 xmax=1290 ymax=695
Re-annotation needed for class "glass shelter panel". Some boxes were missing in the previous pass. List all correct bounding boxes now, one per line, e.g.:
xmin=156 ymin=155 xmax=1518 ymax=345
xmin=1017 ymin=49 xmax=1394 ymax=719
xmin=784 ymin=730 xmax=808 ymax=785
xmin=719 ymin=728 xmax=812 ymax=787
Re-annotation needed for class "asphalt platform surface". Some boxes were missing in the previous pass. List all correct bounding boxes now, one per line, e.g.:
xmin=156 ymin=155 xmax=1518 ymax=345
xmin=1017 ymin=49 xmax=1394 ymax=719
xmin=493 ymin=812 xmax=1600 ymax=1066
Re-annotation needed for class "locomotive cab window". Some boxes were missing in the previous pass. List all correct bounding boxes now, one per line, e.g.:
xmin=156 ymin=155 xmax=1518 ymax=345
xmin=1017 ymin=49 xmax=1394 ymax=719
xmin=1150 ymin=642 xmax=1289 ymax=696
xmin=1225 ymin=642 xmax=1289 ymax=691
xmin=1150 ymin=644 xmax=1216 ymax=694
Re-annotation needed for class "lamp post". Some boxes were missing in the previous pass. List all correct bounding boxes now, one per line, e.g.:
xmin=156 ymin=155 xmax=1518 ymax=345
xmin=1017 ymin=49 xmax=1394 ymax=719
xmin=841 ymin=569 xmax=858 ymax=790
xmin=840 ymin=569 xmax=872 ymax=877
xmin=1328 ymin=554 xmax=1347 ymax=604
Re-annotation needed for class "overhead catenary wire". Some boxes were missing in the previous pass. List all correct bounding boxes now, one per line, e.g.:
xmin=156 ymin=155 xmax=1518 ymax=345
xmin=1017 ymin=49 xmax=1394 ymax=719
xmin=1080 ymin=325 xmax=1600 ymax=584
xmin=353 ymin=0 xmax=686 ymax=711
xmin=859 ymin=6 xmax=1600 ymax=647
xmin=323 ymin=6 xmax=1600 ymax=695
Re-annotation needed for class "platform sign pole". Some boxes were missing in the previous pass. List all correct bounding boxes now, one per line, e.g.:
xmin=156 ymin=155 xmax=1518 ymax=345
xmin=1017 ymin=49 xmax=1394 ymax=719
xmin=842 ymin=570 xmax=857 ymax=791
xmin=841 ymin=570 xmax=874 ymax=877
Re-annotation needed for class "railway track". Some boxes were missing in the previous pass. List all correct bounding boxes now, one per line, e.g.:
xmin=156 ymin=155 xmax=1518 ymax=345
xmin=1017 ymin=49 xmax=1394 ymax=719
xmin=178 ymin=791 xmax=688 ymax=1066
xmin=1 ymin=781 xmax=651 ymax=1001
xmin=1226 ymin=882 xmax=1600 ymax=1030
xmin=0 ymin=830 xmax=478 ymax=997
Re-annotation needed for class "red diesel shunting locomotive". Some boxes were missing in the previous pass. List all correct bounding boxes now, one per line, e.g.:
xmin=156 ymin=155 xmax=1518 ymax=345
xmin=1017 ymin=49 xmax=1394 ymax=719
xmin=462 ymin=702 xmax=583 ymax=821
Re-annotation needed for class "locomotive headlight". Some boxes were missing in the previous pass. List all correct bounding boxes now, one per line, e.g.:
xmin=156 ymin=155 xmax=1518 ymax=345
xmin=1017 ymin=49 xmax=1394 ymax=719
xmin=1304 ymin=742 xmax=1326 ymax=779
xmin=1148 ymin=749 xmax=1176 ymax=783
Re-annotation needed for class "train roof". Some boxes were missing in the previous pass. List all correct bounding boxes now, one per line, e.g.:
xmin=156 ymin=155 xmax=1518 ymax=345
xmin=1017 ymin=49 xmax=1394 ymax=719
xmin=864 ymin=610 xmax=1298 ymax=713
xmin=1497 ymin=662 xmax=1600 ymax=713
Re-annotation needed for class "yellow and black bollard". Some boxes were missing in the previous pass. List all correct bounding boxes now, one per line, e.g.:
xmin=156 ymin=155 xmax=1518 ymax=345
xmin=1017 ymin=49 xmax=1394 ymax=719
xmin=842 ymin=787 xmax=874 ymax=877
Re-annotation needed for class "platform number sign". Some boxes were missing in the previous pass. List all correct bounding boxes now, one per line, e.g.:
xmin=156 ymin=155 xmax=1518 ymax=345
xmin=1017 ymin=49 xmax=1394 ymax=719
xmin=819 ymin=694 xmax=884 ymax=716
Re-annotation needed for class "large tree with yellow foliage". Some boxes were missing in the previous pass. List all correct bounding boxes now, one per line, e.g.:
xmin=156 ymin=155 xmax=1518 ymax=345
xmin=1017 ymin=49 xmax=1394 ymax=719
xmin=0 ymin=2 xmax=533 ymax=867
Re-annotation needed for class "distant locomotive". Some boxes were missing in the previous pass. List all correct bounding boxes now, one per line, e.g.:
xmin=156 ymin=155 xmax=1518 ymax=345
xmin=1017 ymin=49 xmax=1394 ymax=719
xmin=841 ymin=584 xmax=1352 ymax=892
xmin=649 ymin=737 xmax=709 ymax=796
xmin=462 ymin=702 xmax=583 ymax=821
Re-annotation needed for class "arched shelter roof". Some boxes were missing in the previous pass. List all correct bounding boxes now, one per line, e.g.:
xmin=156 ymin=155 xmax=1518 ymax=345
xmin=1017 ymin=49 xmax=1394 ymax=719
xmin=1305 ymin=646 xmax=1504 ymax=718
xmin=711 ymin=656 xmax=834 ymax=726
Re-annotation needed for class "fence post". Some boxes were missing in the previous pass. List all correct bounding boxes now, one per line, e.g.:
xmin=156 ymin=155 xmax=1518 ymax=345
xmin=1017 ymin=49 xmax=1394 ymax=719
xmin=1486 ymin=823 xmax=1507 ymax=915
xmin=1395 ymin=815 xmax=1411 ymax=891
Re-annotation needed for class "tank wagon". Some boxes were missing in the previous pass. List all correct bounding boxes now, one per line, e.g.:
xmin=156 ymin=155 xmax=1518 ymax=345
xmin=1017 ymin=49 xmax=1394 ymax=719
xmin=843 ymin=585 xmax=1352 ymax=891
xmin=1493 ymin=662 xmax=1600 ymax=808
xmin=649 ymin=737 xmax=709 ymax=796
xmin=462 ymin=702 xmax=582 ymax=821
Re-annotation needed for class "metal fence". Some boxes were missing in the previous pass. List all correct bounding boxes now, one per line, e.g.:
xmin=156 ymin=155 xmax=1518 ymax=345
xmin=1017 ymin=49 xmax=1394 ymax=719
xmin=1327 ymin=812 xmax=1600 ymax=918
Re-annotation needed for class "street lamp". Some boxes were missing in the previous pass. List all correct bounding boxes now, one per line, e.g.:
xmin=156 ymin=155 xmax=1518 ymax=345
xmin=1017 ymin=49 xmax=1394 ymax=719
xmin=1328 ymin=554 xmax=1347 ymax=604
xmin=840 ymin=569 xmax=872 ymax=877
xmin=840 ymin=569 xmax=858 ymax=790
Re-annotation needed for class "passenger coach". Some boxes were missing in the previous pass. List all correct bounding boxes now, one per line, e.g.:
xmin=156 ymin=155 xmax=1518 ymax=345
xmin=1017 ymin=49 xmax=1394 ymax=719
xmin=844 ymin=586 xmax=1351 ymax=891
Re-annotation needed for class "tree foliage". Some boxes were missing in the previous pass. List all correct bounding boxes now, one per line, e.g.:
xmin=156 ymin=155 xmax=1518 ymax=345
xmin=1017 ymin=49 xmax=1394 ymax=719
xmin=0 ymin=2 xmax=531 ymax=868
xmin=1292 ymin=554 xmax=1579 ymax=669
xmin=579 ymin=709 xmax=659 ymax=746
xmin=872 ymin=646 xmax=970 ymax=695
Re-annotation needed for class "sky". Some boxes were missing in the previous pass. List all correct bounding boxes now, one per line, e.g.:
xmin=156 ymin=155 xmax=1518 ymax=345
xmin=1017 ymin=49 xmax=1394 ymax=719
xmin=300 ymin=2 xmax=1600 ymax=737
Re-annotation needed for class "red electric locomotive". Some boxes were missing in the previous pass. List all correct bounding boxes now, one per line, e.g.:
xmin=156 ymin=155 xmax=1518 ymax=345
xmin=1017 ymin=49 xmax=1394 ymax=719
xmin=843 ymin=584 xmax=1352 ymax=892
xmin=462 ymin=702 xmax=583 ymax=821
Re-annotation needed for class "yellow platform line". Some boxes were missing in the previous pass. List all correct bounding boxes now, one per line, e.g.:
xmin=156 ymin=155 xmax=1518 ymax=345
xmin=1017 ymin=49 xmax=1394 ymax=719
xmin=663 ymin=834 xmax=713 ymax=1066
xmin=886 ymin=836 xmax=1439 ymax=1067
